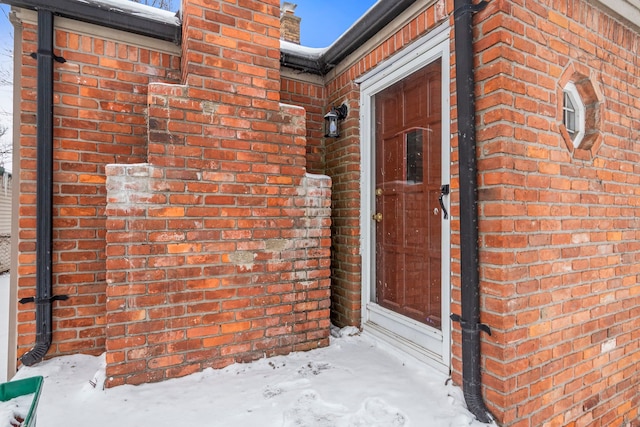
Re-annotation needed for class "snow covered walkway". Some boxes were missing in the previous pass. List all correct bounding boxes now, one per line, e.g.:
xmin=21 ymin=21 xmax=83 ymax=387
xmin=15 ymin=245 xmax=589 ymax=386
xmin=9 ymin=327 xmax=495 ymax=426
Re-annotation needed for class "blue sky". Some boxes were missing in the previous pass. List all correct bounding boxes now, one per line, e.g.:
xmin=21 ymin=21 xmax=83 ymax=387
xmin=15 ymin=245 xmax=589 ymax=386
xmin=294 ymin=1 xmax=378 ymax=47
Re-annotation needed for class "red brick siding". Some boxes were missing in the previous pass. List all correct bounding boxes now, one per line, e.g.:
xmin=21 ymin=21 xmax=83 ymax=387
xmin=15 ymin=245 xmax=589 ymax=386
xmin=104 ymin=161 xmax=331 ymax=386
xmin=279 ymin=73 xmax=362 ymax=327
xmin=16 ymin=17 xmax=180 ymax=360
xmin=16 ymin=0 xmax=333 ymax=386
xmin=323 ymin=81 xmax=362 ymax=327
xmin=283 ymin=0 xmax=640 ymax=425
xmin=101 ymin=0 xmax=332 ymax=386
xmin=471 ymin=0 xmax=640 ymax=425
xmin=12 ymin=0 xmax=639 ymax=423
xmin=279 ymin=75 xmax=326 ymax=174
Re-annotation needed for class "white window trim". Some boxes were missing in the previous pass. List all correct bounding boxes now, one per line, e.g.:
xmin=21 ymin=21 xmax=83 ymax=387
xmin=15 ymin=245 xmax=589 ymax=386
xmin=359 ymin=25 xmax=451 ymax=373
xmin=563 ymin=82 xmax=585 ymax=148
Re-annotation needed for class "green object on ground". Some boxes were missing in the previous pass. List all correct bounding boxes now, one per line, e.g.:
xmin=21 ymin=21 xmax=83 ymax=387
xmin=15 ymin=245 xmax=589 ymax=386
xmin=0 ymin=376 xmax=44 ymax=427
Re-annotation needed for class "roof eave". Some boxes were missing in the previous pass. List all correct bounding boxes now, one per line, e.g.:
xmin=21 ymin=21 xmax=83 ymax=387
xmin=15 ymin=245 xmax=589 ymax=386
xmin=281 ymin=0 xmax=419 ymax=75
xmin=2 ymin=0 xmax=181 ymax=44
xmin=2 ymin=0 xmax=419 ymax=75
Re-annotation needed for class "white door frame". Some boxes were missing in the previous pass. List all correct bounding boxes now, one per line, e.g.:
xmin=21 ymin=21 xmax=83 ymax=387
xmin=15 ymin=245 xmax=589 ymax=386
xmin=358 ymin=23 xmax=451 ymax=373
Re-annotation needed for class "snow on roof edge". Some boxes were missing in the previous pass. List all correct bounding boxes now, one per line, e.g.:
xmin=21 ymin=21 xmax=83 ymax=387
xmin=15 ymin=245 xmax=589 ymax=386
xmin=73 ymin=0 xmax=377 ymax=57
xmin=76 ymin=0 xmax=180 ymax=26
xmin=280 ymin=39 xmax=327 ymax=59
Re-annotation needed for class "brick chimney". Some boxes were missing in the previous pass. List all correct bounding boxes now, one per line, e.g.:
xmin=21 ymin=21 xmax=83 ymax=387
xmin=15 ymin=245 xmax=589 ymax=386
xmin=281 ymin=2 xmax=301 ymax=44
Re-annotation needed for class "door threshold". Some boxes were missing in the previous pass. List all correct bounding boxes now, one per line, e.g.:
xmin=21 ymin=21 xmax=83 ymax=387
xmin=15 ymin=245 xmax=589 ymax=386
xmin=362 ymin=321 xmax=450 ymax=375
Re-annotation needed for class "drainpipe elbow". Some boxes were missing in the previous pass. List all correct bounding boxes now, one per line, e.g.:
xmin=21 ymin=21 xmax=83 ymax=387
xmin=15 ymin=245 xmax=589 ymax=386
xmin=463 ymin=383 xmax=494 ymax=424
xmin=20 ymin=339 xmax=51 ymax=366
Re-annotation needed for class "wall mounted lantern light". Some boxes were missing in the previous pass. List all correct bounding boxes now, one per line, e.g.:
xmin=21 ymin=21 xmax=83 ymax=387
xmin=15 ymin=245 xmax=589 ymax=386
xmin=324 ymin=103 xmax=348 ymax=138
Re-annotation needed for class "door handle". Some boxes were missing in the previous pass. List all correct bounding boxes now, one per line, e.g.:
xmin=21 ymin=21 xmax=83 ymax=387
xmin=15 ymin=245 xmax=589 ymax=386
xmin=439 ymin=184 xmax=449 ymax=220
xmin=372 ymin=212 xmax=383 ymax=222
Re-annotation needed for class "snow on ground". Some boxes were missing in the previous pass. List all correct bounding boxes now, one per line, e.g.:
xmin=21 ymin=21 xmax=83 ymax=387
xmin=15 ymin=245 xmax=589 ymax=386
xmin=8 ymin=327 xmax=495 ymax=427
xmin=0 ymin=393 xmax=33 ymax=425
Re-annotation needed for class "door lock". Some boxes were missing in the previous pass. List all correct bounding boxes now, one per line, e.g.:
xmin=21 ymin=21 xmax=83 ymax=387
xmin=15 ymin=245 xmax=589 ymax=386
xmin=372 ymin=212 xmax=383 ymax=222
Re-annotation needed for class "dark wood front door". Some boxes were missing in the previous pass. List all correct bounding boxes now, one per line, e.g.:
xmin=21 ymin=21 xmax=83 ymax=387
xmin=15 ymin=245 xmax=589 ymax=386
xmin=374 ymin=59 xmax=443 ymax=329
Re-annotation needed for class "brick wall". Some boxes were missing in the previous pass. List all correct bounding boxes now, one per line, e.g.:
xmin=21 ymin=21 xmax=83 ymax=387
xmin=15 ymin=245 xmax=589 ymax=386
xmin=102 ymin=0 xmax=332 ymax=386
xmin=470 ymin=0 xmax=640 ymax=425
xmin=15 ymin=11 xmax=181 ymax=359
xmin=279 ymin=73 xmax=326 ymax=174
xmin=279 ymin=75 xmax=365 ymax=328
xmin=104 ymin=162 xmax=331 ymax=386
xmin=280 ymin=0 xmax=640 ymax=425
xmin=15 ymin=0 xmax=333 ymax=385
xmin=323 ymin=81 xmax=362 ymax=327
xmin=14 ymin=0 xmax=639 ymax=422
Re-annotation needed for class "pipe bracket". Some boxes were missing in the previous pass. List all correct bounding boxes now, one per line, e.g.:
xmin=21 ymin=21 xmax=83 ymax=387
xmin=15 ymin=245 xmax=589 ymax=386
xmin=19 ymin=295 xmax=69 ymax=305
xmin=29 ymin=51 xmax=67 ymax=63
xmin=450 ymin=313 xmax=492 ymax=336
